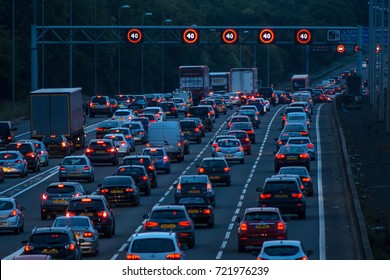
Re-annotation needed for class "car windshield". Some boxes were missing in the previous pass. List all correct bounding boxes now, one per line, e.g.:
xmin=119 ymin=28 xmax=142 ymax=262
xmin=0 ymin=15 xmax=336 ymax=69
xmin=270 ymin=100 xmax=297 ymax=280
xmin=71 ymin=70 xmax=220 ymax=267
xmin=150 ymin=210 xmax=186 ymax=219
xmin=30 ymin=233 xmax=70 ymax=244
xmin=131 ymin=238 xmax=175 ymax=253
xmin=62 ymin=157 xmax=87 ymax=165
xmin=244 ymin=211 xmax=280 ymax=221
xmin=53 ymin=218 xmax=89 ymax=227
xmin=0 ymin=201 xmax=13 ymax=210
xmin=263 ymin=245 xmax=300 ymax=256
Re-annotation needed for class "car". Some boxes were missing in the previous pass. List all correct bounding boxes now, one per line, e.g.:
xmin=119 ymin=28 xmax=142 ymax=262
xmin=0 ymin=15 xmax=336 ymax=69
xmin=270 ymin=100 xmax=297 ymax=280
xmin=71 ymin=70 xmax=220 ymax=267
xmin=41 ymin=134 xmax=72 ymax=157
xmin=104 ymin=133 xmax=131 ymax=156
xmin=289 ymin=101 xmax=312 ymax=116
xmin=85 ymin=139 xmax=119 ymax=166
xmin=132 ymin=94 xmax=148 ymax=107
xmin=238 ymin=109 xmax=260 ymax=128
xmin=187 ymin=106 xmax=214 ymax=131
xmin=111 ymin=109 xmax=136 ymax=123
xmin=286 ymin=136 xmax=315 ymax=160
xmin=89 ymin=95 xmax=112 ymax=117
xmin=95 ymin=120 xmax=123 ymax=139
xmin=22 ymin=226 xmax=83 ymax=260
xmin=115 ymin=165 xmax=151 ymax=196
xmin=109 ymin=98 xmax=119 ymax=113
xmin=285 ymin=112 xmax=310 ymax=131
xmin=138 ymin=113 xmax=157 ymax=124
xmin=278 ymin=166 xmax=313 ymax=196
xmin=186 ymin=117 xmax=205 ymax=137
xmin=226 ymin=130 xmax=251 ymax=155
xmin=131 ymin=117 xmax=150 ymax=134
xmin=282 ymin=123 xmax=310 ymax=137
xmin=197 ymin=157 xmax=231 ymax=186
xmin=97 ymin=175 xmax=140 ymax=206
xmin=144 ymin=94 xmax=160 ymax=106
xmin=280 ymin=106 xmax=307 ymax=129
xmin=59 ymin=155 xmax=95 ymax=182
xmin=223 ymin=94 xmax=234 ymax=109
xmin=199 ymin=99 xmax=219 ymax=117
xmin=257 ymin=87 xmax=277 ymax=106
xmin=7 ymin=142 xmax=40 ymax=172
xmin=160 ymin=101 xmax=179 ymax=118
xmin=274 ymin=144 xmax=310 ymax=172
xmin=122 ymin=121 xmax=147 ymax=144
xmin=141 ymin=147 xmax=171 ymax=174
xmin=121 ymin=155 xmax=157 ymax=188
xmin=126 ymin=232 xmax=186 ymax=260
xmin=66 ymin=195 xmax=116 ymax=238
xmin=175 ymin=175 xmax=216 ymax=207
xmin=176 ymin=196 xmax=215 ymax=228
xmin=108 ymin=127 xmax=136 ymax=152
xmin=229 ymin=122 xmax=256 ymax=144
xmin=143 ymin=205 xmax=196 ymax=248
xmin=143 ymin=107 xmax=166 ymax=122
xmin=236 ymin=207 xmax=287 ymax=252
xmin=213 ymin=98 xmax=227 ymax=115
xmin=180 ymin=119 xmax=202 ymax=144
xmin=210 ymin=134 xmax=237 ymax=156
xmin=246 ymin=98 xmax=266 ymax=114
xmin=172 ymin=98 xmax=188 ymax=114
xmin=214 ymin=138 xmax=245 ymax=164
xmin=0 ymin=197 xmax=25 ymax=234
xmin=127 ymin=103 xmax=146 ymax=115
xmin=227 ymin=115 xmax=251 ymax=129
xmin=274 ymin=131 xmax=304 ymax=152
xmin=255 ymin=240 xmax=312 ymax=260
xmin=198 ymin=105 xmax=216 ymax=123
xmin=40 ymin=182 xmax=87 ymax=220
xmin=114 ymin=94 xmax=133 ymax=109
xmin=0 ymin=150 xmax=28 ymax=177
xmin=256 ymin=175 xmax=306 ymax=219
xmin=19 ymin=139 xmax=49 ymax=167
xmin=0 ymin=121 xmax=17 ymax=150
xmin=297 ymin=89 xmax=315 ymax=107
xmin=52 ymin=216 xmax=99 ymax=256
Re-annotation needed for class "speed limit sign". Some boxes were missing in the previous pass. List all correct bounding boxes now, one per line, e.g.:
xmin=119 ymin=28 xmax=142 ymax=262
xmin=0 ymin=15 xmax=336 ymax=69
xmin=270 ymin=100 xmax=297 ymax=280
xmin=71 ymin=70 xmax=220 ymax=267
xmin=182 ymin=28 xmax=199 ymax=44
xmin=221 ymin=28 xmax=238 ymax=44
xmin=126 ymin=28 xmax=143 ymax=44
xmin=295 ymin=29 xmax=312 ymax=44
xmin=259 ymin=28 xmax=275 ymax=44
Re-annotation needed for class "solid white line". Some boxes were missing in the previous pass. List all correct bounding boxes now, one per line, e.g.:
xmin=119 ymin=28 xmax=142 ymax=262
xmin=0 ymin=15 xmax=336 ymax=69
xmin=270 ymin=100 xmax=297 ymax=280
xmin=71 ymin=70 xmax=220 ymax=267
xmin=316 ymin=103 xmax=326 ymax=260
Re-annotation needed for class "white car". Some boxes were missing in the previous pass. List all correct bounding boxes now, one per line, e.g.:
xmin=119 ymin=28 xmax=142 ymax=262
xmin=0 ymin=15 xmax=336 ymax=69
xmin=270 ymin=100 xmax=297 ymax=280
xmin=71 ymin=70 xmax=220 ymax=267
xmin=255 ymin=240 xmax=312 ymax=260
xmin=104 ymin=133 xmax=131 ymax=156
xmin=111 ymin=109 xmax=136 ymax=123
xmin=143 ymin=107 xmax=166 ymax=122
xmin=214 ymin=138 xmax=245 ymax=164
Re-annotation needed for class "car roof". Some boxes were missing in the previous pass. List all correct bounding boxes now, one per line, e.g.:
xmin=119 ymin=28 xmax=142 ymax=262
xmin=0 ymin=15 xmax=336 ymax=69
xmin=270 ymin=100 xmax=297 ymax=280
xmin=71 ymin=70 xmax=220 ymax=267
xmin=151 ymin=204 xmax=186 ymax=211
xmin=130 ymin=231 xmax=177 ymax=240
xmin=48 ymin=182 xmax=82 ymax=187
xmin=262 ymin=240 xmax=302 ymax=247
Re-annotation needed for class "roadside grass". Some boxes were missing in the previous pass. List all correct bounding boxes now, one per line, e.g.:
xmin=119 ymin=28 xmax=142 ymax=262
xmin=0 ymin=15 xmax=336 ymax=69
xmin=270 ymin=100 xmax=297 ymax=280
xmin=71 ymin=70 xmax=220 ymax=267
xmin=0 ymin=99 xmax=29 ymax=121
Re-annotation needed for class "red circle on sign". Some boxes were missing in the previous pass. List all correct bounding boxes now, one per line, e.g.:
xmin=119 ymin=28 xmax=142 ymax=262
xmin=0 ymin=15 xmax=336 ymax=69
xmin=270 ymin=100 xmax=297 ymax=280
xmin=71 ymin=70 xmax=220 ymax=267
xmin=127 ymin=28 xmax=142 ymax=43
xmin=296 ymin=29 xmax=312 ymax=44
xmin=376 ymin=44 xmax=382 ymax=53
xmin=354 ymin=45 xmax=359 ymax=53
xmin=222 ymin=29 xmax=238 ymax=44
xmin=183 ymin=28 xmax=199 ymax=44
xmin=259 ymin=28 xmax=275 ymax=44
xmin=336 ymin=44 xmax=346 ymax=53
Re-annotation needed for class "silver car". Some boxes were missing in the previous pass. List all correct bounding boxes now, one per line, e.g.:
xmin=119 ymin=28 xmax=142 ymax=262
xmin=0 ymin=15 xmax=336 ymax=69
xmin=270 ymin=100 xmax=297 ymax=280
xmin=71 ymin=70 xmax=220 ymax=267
xmin=59 ymin=155 xmax=95 ymax=182
xmin=0 ymin=197 xmax=25 ymax=234
xmin=52 ymin=216 xmax=99 ymax=256
xmin=122 ymin=121 xmax=147 ymax=144
xmin=104 ymin=133 xmax=131 ymax=156
xmin=0 ymin=150 xmax=28 ymax=177
xmin=286 ymin=136 xmax=315 ymax=160
xmin=214 ymin=138 xmax=245 ymax=164
xmin=19 ymin=139 xmax=49 ymax=167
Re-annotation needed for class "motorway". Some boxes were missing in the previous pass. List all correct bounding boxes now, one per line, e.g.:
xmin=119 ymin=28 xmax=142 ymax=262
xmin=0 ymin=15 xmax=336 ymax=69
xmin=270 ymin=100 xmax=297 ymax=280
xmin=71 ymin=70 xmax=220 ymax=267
xmin=0 ymin=97 xmax=361 ymax=260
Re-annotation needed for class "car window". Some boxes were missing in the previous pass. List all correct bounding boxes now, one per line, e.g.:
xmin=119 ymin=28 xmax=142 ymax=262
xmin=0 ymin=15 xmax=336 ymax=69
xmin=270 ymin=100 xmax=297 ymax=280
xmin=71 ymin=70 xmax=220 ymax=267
xmin=180 ymin=176 xmax=207 ymax=184
xmin=30 ymin=233 xmax=70 ymax=244
xmin=0 ymin=201 xmax=13 ymax=210
xmin=279 ymin=168 xmax=307 ymax=176
xmin=0 ymin=153 xmax=18 ymax=160
xmin=178 ymin=197 xmax=208 ymax=204
xmin=202 ymin=160 xmax=226 ymax=168
xmin=117 ymin=167 xmax=144 ymax=176
xmin=279 ymin=145 xmax=305 ymax=153
xmin=62 ymin=158 xmax=87 ymax=165
xmin=263 ymin=245 xmax=300 ymax=256
xmin=143 ymin=149 xmax=164 ymax=156
xmin=264 ymin=181 xmax=298 ymax=192
xmin=218 ymin=140 xmax=240 ymax=147
xmin=8 ymin=144 xmax=33 ymax=153
xmin=91 ymin=97 xmax=107 ymax=105
xmin=180 ymin=121 xmax=196 ymax=128
xmin=68 ymin=199 xmax=104 ymax=211
xmin=288 ymin=139 xmax=310 ymax=144
xmin=131 ymin=238 xmax=175 ymax=253
xmin=244 ymin=211 xmax=280 ymax=221
xmin=53 ymin=218 xmax=89 ymax=227
xmin=102 ymin=177 xmax=133 ymax=186
xmin=150 ymin=210 xmax=186 ymax=219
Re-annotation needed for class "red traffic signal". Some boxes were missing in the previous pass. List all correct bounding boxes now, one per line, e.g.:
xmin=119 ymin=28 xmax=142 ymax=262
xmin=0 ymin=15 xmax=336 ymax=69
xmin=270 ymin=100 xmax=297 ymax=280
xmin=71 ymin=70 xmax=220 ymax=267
xmin=336 ymin=44 xmax=346 ymax=53
xmin=376 ymin=44 xmax=382 ymax=53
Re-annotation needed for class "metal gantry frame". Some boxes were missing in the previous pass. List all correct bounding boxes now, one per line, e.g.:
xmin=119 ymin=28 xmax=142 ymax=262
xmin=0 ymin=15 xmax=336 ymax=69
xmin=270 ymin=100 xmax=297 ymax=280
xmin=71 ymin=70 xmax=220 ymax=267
xmin=31 ymin=25 xmax=367 ymax=91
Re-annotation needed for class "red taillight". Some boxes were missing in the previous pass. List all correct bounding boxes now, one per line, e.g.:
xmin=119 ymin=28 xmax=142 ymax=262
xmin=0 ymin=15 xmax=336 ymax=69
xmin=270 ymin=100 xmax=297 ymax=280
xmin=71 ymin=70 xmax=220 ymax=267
xmin=247 ymin=129 xmax=254 ymax=134
xmin=9 ymin=209 xmax=17 ymax=217
xmin=66 ymin=212 xmax=75 ymax=217
xmin=307 ymin=143 xmax=313 ymax=149
xmin=163 ymin=156 xmax=169 ymax=162
xmin=144 ymin=221 xmax=159 ymax=228
xmin=277 ymin=222 xmax=285 ymax=230
xmin=138 ymin=131 xmax=143 ymax=135
xmin=239 ymin=223 xmax=248 ymax=231
xmin=97 ymin=211 xmax=108 ymax=218
xmin=178 ymin=220 xmax=191 ymax=227
xmin=297 ymin=256 xmax=309 ymax=260
xmin=96 ymin=127 xmax=104 ymax=131
xmin=126 ymin=188 xmax=134 ymax=192
xmin=198 ymin=167 xmax=205 ymax=173
xmin=26 ymin=152 xmax=35 ymax=158
xmin=245 ymin=138 xmax=250 ymax=142
xmin=302 ymin=177 xmax=311 ymax=182
xmin=108 ymin=148 xmax=116 ymax=153
xmin=24 ymin=245 xmax=32 ymax=252
xmin=142 ymin=175 xmax=148 ymax=181
xmin=83 ymin=166 xmax=90 ymax=170
xmin=239 ymin=146 xmax=244 ymax=151
xmin=299 ymin=153 xmax=310 ymax=159
xmin=260 ymin=193 xmax=271 ymax=199
xmin=106 ymin=102 xmax=110 ymax=107
xmin=194 ymin=128 xmax=199 ymax=133
xmin=212 ymin=143 xmax=218 ymax=148
xmin=99 ymin=188 xmax=109 ymax=194
xmin=15 ymin=160 xmax=22 ymax=164
xmin=42 ymin=193 xmax=49 ymax=200
xmin=127 ymin=254 xmax=141 ymax=260
xmin=215 ymin=147 xmax=221 ymax=152
xmin=291 ymin=193 xmax=303 ymax=199
xmin=68 ymin=243 xmax=76 ymax=251
xmin=148 ymin=165 xmax=154 ymax=171
xmin=121 ymin=141 xmax=126 ymax=146
xmin=275 ymin=154 xmax=286 ymax=159
xmin=278 ymin=140 xmax=283 ymax=145
xmin=224 ymin=167 xmax=230 ymax=172
xmin=84 ymin=232 xmax=93 ymax=237
xmin=86 ymin=148 xmax=93 ymax=153
xmin=89 ymin=102 xmax=93 ymax=108
xmin=203 ymin=209 xmax=212 ymax=215
xmin=60 ymin=166 xmax=66 ymax=171
xmin=282 ymin=115 xmax=286 ymax=120
xmin=166 ymin=253 xmax=182 ymax=260
xmin=61 ymin=142 xmax=67 ymax=148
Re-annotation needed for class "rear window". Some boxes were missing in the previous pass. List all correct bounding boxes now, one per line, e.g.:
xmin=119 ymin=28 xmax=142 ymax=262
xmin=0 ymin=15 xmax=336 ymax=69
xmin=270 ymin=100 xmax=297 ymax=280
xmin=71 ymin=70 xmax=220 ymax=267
xmin=115 ymin=96 xmax=129 ymax=102
xmin=180 ymin=176 xmax=207 ymax=184
xmin=62 ymin=157 xmax=87 ymax=165
xmin=126 ymin=123 xmax=141 ymax=129
xmin=30 ymin=233 xmax=70 ymax=244
xmin=244 ymin=211 xmax=280 ymax=221
xmin=53 ymin=218 xmax=89 ymax=227
xmin=122 ymin=157 xmax=150 ymax=166
xmin=0 ymin=201 xmax=13 ymax=210
xmin=68 ymin=199 xmax=104 ymax=211
xmin=102 ymin=177 xmax=133 ymax=186
xmin=288 ymin=138 xmax=310 ymax=144
xmin=279 ymin=146 xmax=305 ymax=153
xmin=116 ymin=167 xmax=144 ymax=176
xmin=228 ymin=132 xmax=246 ymax=138
xmin=180 ymin=121 xmax=196 ymax=128
xmin=105 ymin=135 xmax=124 ymax=141
xmin=264 ymin=181 xmax=298 ymax=192
xmin=179 ymin=197 xmax=209 ymax=204
xmin=47 ymin=185 xmax=76 ymax=194
xmin=231 ymin=123 xmax=251 ymax=129
xmin=7 ymin=143 xmax=33 ymax=153
xmin=218 ymin=140 xmax=240 ymax=147
xmin=188 ymin=107 xmax=208 ymax=115
xmin=99 ymin=121 xmax=120 ymax=128
xmin=131 ymin=238 xmax=175 ymax=253
xmin=279 ymin=168 xmax=307 ymax=176
xmin=92 ymin=97 xmax=107 ymax=105
xmin=42 ymin=136 xmax=62 ymax=145
xmin=143 ymin=149 xmax=164 ymax=157
xmin=288 ymin=115 xmax=305 ymax=121
xmin=201 ymin=160 xmax=226 ymax=168
xmin=232 ymin=117 xmax=249 ymax=122
xmin=0 ymin=153 xmax=18 ymax=160
xmin=115 ymin=111 xmax=131 ymax=116
xmin=89 ymin=141 xmax=113 ymax=148
xmin=263 ymin=245 xmax=300 ymax=256
xmin=150 ymin=210 xmax=186 ymax=219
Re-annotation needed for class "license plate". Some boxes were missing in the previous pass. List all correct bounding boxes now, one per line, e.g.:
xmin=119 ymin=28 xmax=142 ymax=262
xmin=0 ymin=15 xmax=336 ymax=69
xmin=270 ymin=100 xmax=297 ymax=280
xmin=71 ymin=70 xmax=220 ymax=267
xmin=184 ymin=131 xmax=191 ymax=135
xmin=287 ymin=157 xmax=297 ymax=160
xmin=209 ymin=176 xmax=220 ymax=179
xmin=274 ymin=194 xmax=288 ymax=198
xmin=42 ymin=249 xmax=58 ymax=254
xmin=97 ymin=150 xmax=106 ymax=154
xmin=110 ymin=189 xmax=124 ymax=194
xmin=3 ymin=167 xmax=12 ymax=171
xmin=188 ymin=189 xmax=201 ymax=194
xmin=161 ymin=224 xmax=176 ymax=229
xmin=53 ymin=199 xmax=67 ymax=204
xmin=80 ymin=212 xmax=94 ymax=217
xmin=0 ymin=222 xmax=5 ymax=226
xmin=255 ymin=225 xmax=270 ymax=229
xmin=225 ymin=154 xmax=233 ymax=158
xmin=187 ymin=209 xmax=199 ymax=214
xmin=166 ymin=112 xmax=171 ymax=115
xmin=69 ymin=173 xmax=80 ymax=176
xmin=48 ymin=144 xmax=57 ymax=147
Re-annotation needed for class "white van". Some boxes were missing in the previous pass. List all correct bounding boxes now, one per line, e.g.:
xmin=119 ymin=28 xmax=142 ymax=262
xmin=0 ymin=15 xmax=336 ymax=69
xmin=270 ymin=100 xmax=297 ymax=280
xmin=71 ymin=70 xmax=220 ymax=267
xmin=147 ymin=121 xmax=185 ymax=162
xmin=292 ymin=91 xmax=313 ymax=109
xmin=285 ymin=112 xmax=310 ymax=130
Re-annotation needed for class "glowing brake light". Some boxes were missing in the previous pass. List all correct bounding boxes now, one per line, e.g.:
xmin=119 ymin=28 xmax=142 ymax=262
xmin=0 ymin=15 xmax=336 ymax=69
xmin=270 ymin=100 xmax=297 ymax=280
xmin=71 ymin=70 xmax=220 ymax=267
xmin=302 ymin=177 xmax=311 ymax=182
xmin=275 ymin=154 xmax=286 ymax=159
xmin=203 ymin=209 xmax=212 ymax=215
xmin=299 ymin=153 xmax=310 ymax=159
xmin=163 ymin=156 xmax=169 ymax=162
xmin=212 ymin=143 xmax=218 ymax=148
xmin=260 ymin=193 xmax=271 ymax=199
xmin=307 ymin=143 xmax=313 ymax=149
xmin=277 ymin=222 xmax=285 ymax=230
xmin=178 ymin=220 xmax=191 ymax=227
xmin=291 ymin=193 xmax=303 ymax=199
xmin=83 ymin=166 xmax=90 ymax=170
xmin=60 ymin=166 xmax=66 ymax=171
xmin=166 ymin=253 xmax=182 ymax=260
xmin=224 ymin=167 xmax=230 ymax=172
xmin=144 ymin=221 xmax=159 ymax=228
xmin=97 ymin=211 xmax=109 ymax=218
xmin=9 ymin=209 xmax=17 ymax=217
xmin=125 ymin=188 xmax=134 ymax=192
xmin=127 ymin=254 xmax=141 ymax=260
xmin=86 ymin=148 xmax=93 ymax=153
xmin=239 ymin=223 xmax=248 ymax=231
xmin=198 ymin=167 xmax=205 ymax=173
xmin=42 ymin=193 xmax=49 ymax=200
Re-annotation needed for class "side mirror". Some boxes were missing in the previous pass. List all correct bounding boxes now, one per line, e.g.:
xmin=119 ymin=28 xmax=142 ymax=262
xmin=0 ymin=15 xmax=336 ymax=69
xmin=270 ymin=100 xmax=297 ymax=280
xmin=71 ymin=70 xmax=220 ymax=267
xmin=235 ymin=216 xmax=241 ymax=223
xmin=255 ymin=187 xmax=263 ymax=192
xmin=143 ymin=214 xmax=149 ymax=219
xmin=20 ymin=206 xmax=26 ymax=211
xmin=274 ymin=138 xmax=278 ymax=141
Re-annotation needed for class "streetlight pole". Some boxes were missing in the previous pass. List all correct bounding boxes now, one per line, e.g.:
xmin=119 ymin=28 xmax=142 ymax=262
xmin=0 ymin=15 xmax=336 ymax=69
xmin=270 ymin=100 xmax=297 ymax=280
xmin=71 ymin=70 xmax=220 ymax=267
xmin=69 ymin=0 xmax=73 ymax=87
xmin=161 ymin=19 xmax=172 ymax=93
xmin=267 ymin=45 xmax=270 ymax=86
xmin=141 ymin=12 xmax=152 ymax=94
xmin=12 ymin=0 xmax=15 ymax=112
xmin=118 ymin=5 xmax=130 ymax=94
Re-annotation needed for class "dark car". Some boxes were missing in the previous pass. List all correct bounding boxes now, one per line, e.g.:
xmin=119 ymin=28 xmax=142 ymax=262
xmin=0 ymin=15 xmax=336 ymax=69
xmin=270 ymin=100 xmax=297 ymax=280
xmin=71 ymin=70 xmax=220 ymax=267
xmin=22 ymin=227 xmax=83 ymax=260
xmin=143 ymin=205 xmax=196 ymax=248
xmin=7 ymin=142 xmax=40 ymax=172
xmin=281 ymin=123 xmax=310 ymax=137
xmin=114 ymin=94 xmax=133 ymax=109
xmin=187 ymin=106 xmax=213 ymax=132
xmin=238 ymin=109 xmax=260 ymax=128
xmin=128 ymin=103 xmax=146 ymax=115
xmin=274 ymin=145 xmax=310 ymax=172
xmin=175 ymin=175 xmax=215 ymax=207
xmin=280 ymin=106 xmax=307 ymax=129
xmin=115 ymin=165 xmax=151 ymax=196
xmin=160 ymin=101 xmax=179 ymax=118
xmin=95 ymin=120 xmax=122 ymax=139
xmin=186 ymin=117 xmax=206 ymax=137
xmin=197 ymin=157 xmax=231 ymax=186
xmin=199 ymin=99 xmax=219 ymax=117
xmin=176 ymin=196 xmax=214 ymax=228
xmin=132 ymin=117 xmax=150 ymax=133
xmin=256 ymin=176 xmax=306 ymax=219
xmin=66 ymin=195 xmax=116 ymax=238
xmin=274 ymin=131 xmax=302 ymax=152
xmin=40 ymin=182 xmax=87 ymax=220
xmin=227 ymin=115 xmax=251 ymax=129
xmin=278 ymin=166 xmax=313 ymax=196
xmin=42 ymin=134 xmax=72 ymax=157
xmin=89 ymin=95 xmax=112 ymax=117
xmin=236 ymin=207 xmax=287 ymax=252
xmin=109 ymin=99 xmax=119 ymax=113
xmin=245 ymin=98 xmax=265 ymax=115
xmin=85 ymin=139 xmax=118 ymax=166
xmin=0 ymin=121 xmax=17 ymax=150
xmin=230 ymin=122 xmax=256 ymax=144
xmin=180 ymin=120 xmax=202 ymax=144
xmin=121 ymin=155 xmax=157 ymax=188
xmin=97 ymin=175 xmax=140 ymax=206
xmin=256 ymin=87 xmax=276 ymax=105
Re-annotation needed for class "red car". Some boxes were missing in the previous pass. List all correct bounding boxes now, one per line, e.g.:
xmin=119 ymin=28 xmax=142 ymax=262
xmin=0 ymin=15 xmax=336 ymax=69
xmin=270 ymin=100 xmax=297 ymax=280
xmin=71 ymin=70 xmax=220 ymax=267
xmin=236 ymin=207 xmax=287 ymax=253
xmin=227 ymin=130 xmax=251 ymax=155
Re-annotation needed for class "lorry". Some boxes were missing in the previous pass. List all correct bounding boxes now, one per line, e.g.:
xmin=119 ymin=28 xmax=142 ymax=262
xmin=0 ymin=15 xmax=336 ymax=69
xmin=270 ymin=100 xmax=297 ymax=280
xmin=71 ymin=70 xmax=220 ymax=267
xmin=30 ymin=88 xmax=86 ymax=150
xmin=291 ymin=74 xmax=310 ymax=93
xmin=344 ymin=73 xmax=363 ymax=109
xmin=230 ymin=68 xmax=258 ymax=96
xmin=209 ymin=72 xmax=231 ymax=93
xmin=179 ymin=65 xmax=209 ymax=105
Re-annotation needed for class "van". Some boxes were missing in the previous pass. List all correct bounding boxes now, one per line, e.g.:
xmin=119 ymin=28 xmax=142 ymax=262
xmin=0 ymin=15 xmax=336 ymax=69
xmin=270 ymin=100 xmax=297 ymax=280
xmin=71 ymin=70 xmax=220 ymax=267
xmin=147 ymin=121 xmax=185 ymax=162
xmin=0 ymin=121 xmax=17 ymax=150
xmin=285 ymin=112 xmax=310 ymax=130
xmin=291 ymin=92 xmax=313 ymax=109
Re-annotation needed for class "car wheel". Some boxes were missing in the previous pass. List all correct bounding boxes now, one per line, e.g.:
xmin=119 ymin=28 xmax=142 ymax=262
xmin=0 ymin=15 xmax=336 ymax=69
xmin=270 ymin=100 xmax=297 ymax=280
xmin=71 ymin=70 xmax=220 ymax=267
xmin=226 ymin=179 xmax=231 ymax=186
xmin=238 ymin=242 xmax=245 ymax=253
xmin=41 ymin=212 xmax=47 ymax=220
